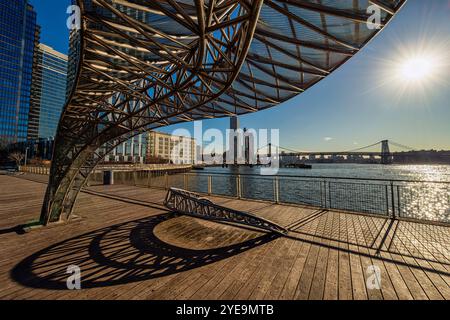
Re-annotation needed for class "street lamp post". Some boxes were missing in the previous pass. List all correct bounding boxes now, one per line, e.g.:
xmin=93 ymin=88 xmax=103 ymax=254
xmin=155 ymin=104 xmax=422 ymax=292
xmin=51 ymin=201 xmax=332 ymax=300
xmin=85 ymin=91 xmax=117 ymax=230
xmin=24 ymin=147 xmax=29 ymax=166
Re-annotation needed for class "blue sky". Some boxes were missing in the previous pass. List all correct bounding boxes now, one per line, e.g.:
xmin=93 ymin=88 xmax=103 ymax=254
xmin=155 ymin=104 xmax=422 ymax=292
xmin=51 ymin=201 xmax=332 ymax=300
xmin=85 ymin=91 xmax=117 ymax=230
xmin=30 ymin=0 xmax=450 ymax=151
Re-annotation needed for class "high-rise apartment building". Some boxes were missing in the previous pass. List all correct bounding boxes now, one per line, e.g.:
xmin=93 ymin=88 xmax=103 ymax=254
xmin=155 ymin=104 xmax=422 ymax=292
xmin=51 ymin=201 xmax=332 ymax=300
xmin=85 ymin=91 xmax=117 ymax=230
xmin=147 ymin=131 xmax=196 ymax=165
xmin=228 ymin=116 xmax=241 ymax=164
xmin=0 ymin=0 xmax=39 ymax=144
xmin=103 ymin=134 xmax=148 ymax=164
xmin=28 ymin=44 xmax=68 ymax=139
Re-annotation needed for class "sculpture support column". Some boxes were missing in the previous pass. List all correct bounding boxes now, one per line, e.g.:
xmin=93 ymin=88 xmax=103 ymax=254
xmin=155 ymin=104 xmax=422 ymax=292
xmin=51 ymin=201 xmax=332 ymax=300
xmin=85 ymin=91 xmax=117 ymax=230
xmin=39 ymin=0 xmax=265 ymax=225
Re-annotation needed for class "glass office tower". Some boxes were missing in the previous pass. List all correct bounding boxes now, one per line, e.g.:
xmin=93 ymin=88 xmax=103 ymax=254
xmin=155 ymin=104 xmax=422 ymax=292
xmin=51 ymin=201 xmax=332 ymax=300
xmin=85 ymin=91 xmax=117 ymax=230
xmin=0 ymin=0 xmax=39 ymax=145
xmin=28 ymin=44 xmax=68 ymax=139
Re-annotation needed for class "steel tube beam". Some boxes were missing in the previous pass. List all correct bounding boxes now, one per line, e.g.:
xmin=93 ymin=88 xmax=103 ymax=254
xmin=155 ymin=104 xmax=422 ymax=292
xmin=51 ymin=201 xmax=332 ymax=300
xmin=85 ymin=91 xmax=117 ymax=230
xmin=40 ymin=0 xmax=406 ymax=225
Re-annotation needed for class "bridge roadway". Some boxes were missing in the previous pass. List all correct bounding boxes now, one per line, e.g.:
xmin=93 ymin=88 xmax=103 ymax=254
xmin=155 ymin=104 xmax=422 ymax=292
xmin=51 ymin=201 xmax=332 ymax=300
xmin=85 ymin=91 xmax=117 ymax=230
xmin=0 ymin=173 xmax=449 ymax=300
xmin=279 ymin=152 xmax=387 ymax=157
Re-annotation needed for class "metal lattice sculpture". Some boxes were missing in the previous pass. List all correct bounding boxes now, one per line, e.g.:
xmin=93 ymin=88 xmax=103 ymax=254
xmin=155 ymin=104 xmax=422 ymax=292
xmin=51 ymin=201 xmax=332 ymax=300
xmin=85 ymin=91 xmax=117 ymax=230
xmin=164 ymin=188 xmax=288 ymax=234
xmin=41 ymin=0 xmax=406 ymax=224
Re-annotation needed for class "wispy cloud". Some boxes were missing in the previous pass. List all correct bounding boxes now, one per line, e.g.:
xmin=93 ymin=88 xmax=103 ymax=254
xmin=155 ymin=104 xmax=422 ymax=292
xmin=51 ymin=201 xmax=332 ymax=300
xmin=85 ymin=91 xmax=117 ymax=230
xmin=323 ymin=137 xmax=333 ymax=142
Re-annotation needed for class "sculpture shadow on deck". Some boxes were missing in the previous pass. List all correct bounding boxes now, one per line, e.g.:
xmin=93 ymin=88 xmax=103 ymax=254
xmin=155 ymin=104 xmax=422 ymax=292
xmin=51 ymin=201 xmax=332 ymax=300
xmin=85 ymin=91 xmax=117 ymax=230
xmin=11 ymin=214 xmax=278 ymax=290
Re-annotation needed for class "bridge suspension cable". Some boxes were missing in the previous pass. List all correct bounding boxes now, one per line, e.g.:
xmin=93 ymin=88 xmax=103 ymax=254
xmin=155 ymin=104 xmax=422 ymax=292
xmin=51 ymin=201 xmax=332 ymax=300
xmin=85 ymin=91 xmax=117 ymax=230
xmin=389 ymin=141 xmax=416 ymax=151
xmin=278 ymin=146 xmax=305 ymax=154
xmin=263 ymin=140 xmax=416 ymax=155
xmin=257 ymin=144 xmax=305 ymax=154
xmin=343 ymin=141 xmax=383 ymax=153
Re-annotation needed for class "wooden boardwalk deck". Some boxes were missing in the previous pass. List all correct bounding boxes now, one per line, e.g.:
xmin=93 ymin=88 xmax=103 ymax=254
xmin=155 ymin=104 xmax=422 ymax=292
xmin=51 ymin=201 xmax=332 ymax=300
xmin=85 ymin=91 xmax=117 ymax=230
xmin=0 ymin=173 xmax=449 ymax=300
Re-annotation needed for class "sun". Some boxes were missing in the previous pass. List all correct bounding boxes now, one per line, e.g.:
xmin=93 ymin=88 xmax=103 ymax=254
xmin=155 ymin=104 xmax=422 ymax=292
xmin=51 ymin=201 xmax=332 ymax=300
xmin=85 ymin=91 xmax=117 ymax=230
xmin=368 ymin=27 xmax=449 ymax=107
xmin=398 ymin=55 xmax=436 ymax=82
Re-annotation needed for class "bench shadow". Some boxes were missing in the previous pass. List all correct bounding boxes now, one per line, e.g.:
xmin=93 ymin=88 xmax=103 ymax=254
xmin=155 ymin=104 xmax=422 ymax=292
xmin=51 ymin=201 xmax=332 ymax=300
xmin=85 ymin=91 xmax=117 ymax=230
xmin=11 ymin=213 xmax=277 ymax=290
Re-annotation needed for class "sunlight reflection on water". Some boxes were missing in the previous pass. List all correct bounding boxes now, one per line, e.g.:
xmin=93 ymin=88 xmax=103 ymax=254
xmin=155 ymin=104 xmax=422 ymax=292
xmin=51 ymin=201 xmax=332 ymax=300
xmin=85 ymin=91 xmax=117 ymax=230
xmin=200 ymin=164 xmax=450 ymax=223
xmin=98 ymin=164 xmax=450 ymax=223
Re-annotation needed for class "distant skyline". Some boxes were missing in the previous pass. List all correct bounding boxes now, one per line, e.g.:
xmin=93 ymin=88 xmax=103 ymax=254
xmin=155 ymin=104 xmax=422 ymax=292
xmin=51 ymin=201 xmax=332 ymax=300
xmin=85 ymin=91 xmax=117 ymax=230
xmin=30 ymin=0 xmax=450 ymax=152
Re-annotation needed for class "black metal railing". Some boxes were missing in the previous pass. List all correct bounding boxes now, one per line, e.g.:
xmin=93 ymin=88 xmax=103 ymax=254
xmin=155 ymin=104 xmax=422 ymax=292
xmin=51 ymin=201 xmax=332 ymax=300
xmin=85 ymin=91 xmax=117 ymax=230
xmin=88 ymin=171 xmax=450 ymax=224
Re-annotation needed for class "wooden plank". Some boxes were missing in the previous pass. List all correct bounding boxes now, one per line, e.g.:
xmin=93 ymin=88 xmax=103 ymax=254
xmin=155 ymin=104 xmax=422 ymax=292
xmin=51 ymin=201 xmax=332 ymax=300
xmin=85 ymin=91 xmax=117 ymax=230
xmin=358 ymin=215 xmax=398 ymax=300
xmin=294 ymin=213 xmax=324 ymax=299
xmin=308 ymin=210 xmax=332 ymax=299
xmin=337 ymin=213 xmax=354 ymax=300
xmin=323 ymin=211 xmax=340 ymax=300
xmin=372 ymin=219 xmax=415 ymax=300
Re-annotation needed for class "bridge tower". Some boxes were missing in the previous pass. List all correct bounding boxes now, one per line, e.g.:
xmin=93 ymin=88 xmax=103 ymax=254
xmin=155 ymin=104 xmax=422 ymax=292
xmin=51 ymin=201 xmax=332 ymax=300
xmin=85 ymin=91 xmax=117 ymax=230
xmin=381 ymin=140 xmax=393 ymax=164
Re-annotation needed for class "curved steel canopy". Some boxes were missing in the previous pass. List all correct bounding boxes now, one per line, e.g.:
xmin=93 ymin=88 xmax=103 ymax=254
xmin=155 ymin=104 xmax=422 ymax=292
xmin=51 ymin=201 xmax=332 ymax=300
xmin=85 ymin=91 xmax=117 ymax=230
xmin=41 ymin=0 xmax=406 ymax=224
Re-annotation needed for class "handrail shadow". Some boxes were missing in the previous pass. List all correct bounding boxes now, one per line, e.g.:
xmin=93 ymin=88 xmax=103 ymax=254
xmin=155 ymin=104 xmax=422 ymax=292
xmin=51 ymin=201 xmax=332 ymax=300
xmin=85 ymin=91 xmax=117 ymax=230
xmin=11 ymin=213 xmax=277 ymax=289
xmin=0 ymin=225 xmax=26 ymax=235
xmin=287 ymin=211 xmax=450 ymax=267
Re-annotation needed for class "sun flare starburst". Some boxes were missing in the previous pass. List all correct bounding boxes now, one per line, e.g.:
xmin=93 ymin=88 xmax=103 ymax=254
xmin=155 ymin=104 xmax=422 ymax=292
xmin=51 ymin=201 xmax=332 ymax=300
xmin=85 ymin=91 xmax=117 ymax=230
xmin=398 ymin=55 xmax=436 ymax=82
xmin=369 ymin=33 xmax=450 ymax=107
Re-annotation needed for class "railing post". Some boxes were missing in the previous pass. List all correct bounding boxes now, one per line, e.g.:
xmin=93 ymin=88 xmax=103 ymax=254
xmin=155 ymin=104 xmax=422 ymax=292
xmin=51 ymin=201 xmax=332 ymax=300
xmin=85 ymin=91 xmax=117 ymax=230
xmin=321 ymin=181 xmax=325 ymax=208
xmin=390 ymin=181 xmax=396 ymax=220
xmin=274 ymin=176 xmax=279 ymax=204
xmin=325 ymin=181 xmax=331 ymax=209
xmin=385 ymin=184 xmax=389 ymax=216
xmin=165 ymin=172 xmax=169 ymax=190
xmin=146 ymin=170 xmax=151 ymax=188
xmin=208 ymin=175 xmax=212 ymax=195
xmin=237 ymin=174 xmax=241 ymax=199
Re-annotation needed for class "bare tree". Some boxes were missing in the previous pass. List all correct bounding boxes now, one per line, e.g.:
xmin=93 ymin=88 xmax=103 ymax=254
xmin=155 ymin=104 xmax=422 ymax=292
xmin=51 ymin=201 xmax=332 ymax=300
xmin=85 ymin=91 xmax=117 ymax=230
xmin=9 ymin=152 xmax=24 ymax=167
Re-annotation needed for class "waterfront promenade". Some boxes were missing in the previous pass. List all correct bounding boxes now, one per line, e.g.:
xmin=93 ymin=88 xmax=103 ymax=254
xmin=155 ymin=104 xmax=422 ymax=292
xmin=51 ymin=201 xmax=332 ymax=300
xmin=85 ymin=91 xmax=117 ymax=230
xmin=0 ymin=173 xmax=449 ymax=300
